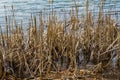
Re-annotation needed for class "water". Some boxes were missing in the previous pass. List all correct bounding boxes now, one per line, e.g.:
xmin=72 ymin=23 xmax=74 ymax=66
xmin=0 ymin=0 xmax=89 ymax=26
xmin=0 ymin=0 xmax=120 ymax=28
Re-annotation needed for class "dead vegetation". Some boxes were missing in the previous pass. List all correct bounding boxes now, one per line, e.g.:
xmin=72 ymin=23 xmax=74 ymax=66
xmin=0 ymin=0 xmax=120 ymax=80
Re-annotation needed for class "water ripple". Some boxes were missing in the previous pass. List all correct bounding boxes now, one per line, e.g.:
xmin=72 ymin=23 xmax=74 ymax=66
xmin=0 ymin=0 xmax=120 ymax=27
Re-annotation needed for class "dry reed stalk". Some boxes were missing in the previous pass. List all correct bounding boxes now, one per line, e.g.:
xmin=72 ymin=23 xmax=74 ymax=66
xmin=0 ymin=0 xmax=120 ymax=79
xmin=117 ymin=31 xmax=120 ymax=68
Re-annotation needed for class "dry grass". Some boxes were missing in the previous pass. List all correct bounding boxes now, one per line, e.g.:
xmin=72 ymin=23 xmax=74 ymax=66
xmin=0 ymin=0 xmax=120 ymax=80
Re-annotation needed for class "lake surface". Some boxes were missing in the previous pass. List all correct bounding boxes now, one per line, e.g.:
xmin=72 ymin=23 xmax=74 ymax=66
xmin=0 ymin=0 xmax=120 ymax=28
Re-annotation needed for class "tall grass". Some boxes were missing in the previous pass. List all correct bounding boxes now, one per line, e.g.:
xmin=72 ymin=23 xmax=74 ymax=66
xmin=0 ymin=0 xmax=120 ymax=79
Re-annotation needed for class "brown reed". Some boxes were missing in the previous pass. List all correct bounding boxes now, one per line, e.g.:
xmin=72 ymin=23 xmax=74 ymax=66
xmin=0 ymin=0 xmax=120 ymax=79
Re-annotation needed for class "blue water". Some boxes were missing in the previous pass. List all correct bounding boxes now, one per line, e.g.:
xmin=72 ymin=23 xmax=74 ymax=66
xmin=0 ymin=0 xmax=120 ymax=28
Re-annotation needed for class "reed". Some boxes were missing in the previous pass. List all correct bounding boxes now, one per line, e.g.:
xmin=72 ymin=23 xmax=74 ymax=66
xmin=0 ymin=0 xmax=120 ymax=79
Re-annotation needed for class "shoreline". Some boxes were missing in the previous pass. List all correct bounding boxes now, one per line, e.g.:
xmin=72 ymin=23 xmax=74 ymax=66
xmin=0 ymin=1 xmax=120 ymax=80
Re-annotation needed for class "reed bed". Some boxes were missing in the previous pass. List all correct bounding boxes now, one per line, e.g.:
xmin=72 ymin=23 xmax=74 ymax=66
xmin=0 ymin=0 xmax=120 ymax=80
